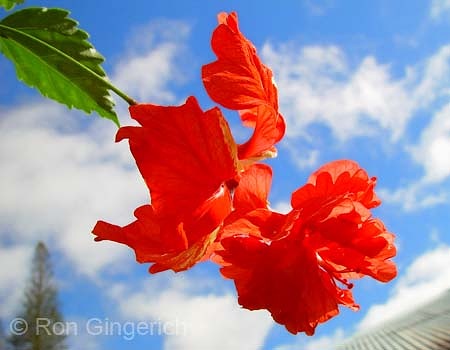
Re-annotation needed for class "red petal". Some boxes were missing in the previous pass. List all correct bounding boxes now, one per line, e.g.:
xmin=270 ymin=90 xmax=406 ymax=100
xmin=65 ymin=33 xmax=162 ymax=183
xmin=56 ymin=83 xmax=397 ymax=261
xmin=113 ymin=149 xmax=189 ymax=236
xmin=92 ymin=185 xmax=232 ymax=273
xmin=202 ymin=12 xmax=279 ymax=111
xmin=221 ymin=208 xmax=286 ymax=241
xmin=300 ymin=160 xmax=381 ymax=209
xmin=308 ymin=159 xmax=361 ymax=184
xmin=233 ymin=163 xmax=272 ymax=214
xmin=92 ymin=205 xmax=187 ymax=264
xmin=202 ymin=12 xmax=285 ymax=160
xmin=238 ymin=105 xmax=286 ymax=160
xmin=149 ymin=225 xmax=220 ymax=273
xmin=214 ymin=159 xmax=397 ymax=334
xmin=219 ymin=235 xmax=358 ymax=335
xmin=122 ymin=96 xmax=238 ymax=222
xmin=94 ymin=97 xmax=239 ymax=273
xmin=291 ymin=160 xmax=381 ymax=217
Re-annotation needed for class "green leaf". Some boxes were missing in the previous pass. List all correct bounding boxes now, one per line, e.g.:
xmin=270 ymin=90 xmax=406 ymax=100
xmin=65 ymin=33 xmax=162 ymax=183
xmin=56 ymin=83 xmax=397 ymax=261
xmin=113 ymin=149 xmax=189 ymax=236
xmin=0 ymin=7 xmax=120 ymax=126
xmin=0 ymin=0 xmax=24 ymax=11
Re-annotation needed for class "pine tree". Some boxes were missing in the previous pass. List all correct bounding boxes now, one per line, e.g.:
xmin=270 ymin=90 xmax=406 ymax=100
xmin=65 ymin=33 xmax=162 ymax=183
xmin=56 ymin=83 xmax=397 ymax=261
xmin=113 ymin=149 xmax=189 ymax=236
xmin=8 ymin=242 xmax=67 ymax=350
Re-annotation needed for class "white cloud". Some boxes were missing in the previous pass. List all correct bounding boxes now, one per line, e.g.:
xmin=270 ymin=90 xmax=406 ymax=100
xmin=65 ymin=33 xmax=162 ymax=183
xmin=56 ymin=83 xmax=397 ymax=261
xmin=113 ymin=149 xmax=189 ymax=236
xmin=262 ymin=43 xmax=414 ymax=141
xmin=66 ymin=316 xmax=103 ymax=350
xmin=411 ymin=45 xmax=450 ymax=106
xmin=429 ymin=228 xmax=442 ymax=244
xmin=410 ymin=102 xmax=450 ymax=183
xmin=358 ymin=245 xmax=450 ymax=330
xmin=380 ymin=91 xmax=450 ymax=211
xmin=0 ymin=17 xmax=196 ymax=340
xmin=270 ymin=201 xmax=291 ymax=214
xmin=0 ymin=19 xmax=193 ymax=299
xmin=303 ymin=329 xmax=345 ymax=350
xmin=262 ymin=41 xmax=450 ymax=144
xmin=264 ymin=41 xmax=450 ymax=202
xmin=0 ymin=245 xmax=33 ymax=318
xmin=430 ymin=0 xmax=450 ymax=19
xmin=379 ymin=183 xmax=448 ymax=212
xmin=0 ymin=101 xmax=147 ymax=279
xmin=274 ymin=328 xmax=345 ymax=350
xmin=302 ymin=0 xmax=336 ymax=16
xmin=109 ymin=275 xmax=273 ymax=350
xmin=112 ymin=19 xmax=191 ymax=104
xmin=282 ymin=141 xmax=320 ymax=170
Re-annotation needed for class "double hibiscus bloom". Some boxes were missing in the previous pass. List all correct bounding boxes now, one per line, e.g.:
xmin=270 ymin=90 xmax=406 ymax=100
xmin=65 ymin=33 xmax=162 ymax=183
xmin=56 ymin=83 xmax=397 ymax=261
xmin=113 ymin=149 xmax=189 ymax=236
xmin=93 ymin=12 xmax=397 ymax=335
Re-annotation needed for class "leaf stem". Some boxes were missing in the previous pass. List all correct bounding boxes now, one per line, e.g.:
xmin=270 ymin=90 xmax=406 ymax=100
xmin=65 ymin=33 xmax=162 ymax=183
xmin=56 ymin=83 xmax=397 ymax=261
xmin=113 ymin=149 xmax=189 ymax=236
xmin=105 ymin=81 xmax=138 ymax=106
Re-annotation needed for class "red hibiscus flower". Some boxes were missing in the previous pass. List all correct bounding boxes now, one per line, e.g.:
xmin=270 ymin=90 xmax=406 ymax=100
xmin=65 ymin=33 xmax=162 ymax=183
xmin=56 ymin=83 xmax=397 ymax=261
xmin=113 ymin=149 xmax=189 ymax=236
xmin=92 ymin=10 xmax=397 ymax=337
xmin=216 ymin=160 xmax=397 ymax=335
xmin=93 ymin=96 xmax=240 ymax=273
xmin=202 ymin=12 xmax=286 ymax=161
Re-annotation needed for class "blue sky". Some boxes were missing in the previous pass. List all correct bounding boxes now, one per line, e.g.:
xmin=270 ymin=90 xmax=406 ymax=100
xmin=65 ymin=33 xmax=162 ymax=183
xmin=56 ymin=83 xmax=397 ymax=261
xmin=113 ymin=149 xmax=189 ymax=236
xmin=1 ymin=1 xmax=450 ymax=349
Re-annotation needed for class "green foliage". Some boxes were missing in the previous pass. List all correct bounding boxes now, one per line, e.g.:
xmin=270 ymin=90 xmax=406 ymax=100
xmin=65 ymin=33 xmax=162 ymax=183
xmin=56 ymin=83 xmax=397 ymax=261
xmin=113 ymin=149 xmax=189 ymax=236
xmin=0 ymin=0 xmax=24 ymax=11
xmin=0 ymin=7 xmax=120 ymax=126
xmin=8 ymin=242 xmax=67 ymax=350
